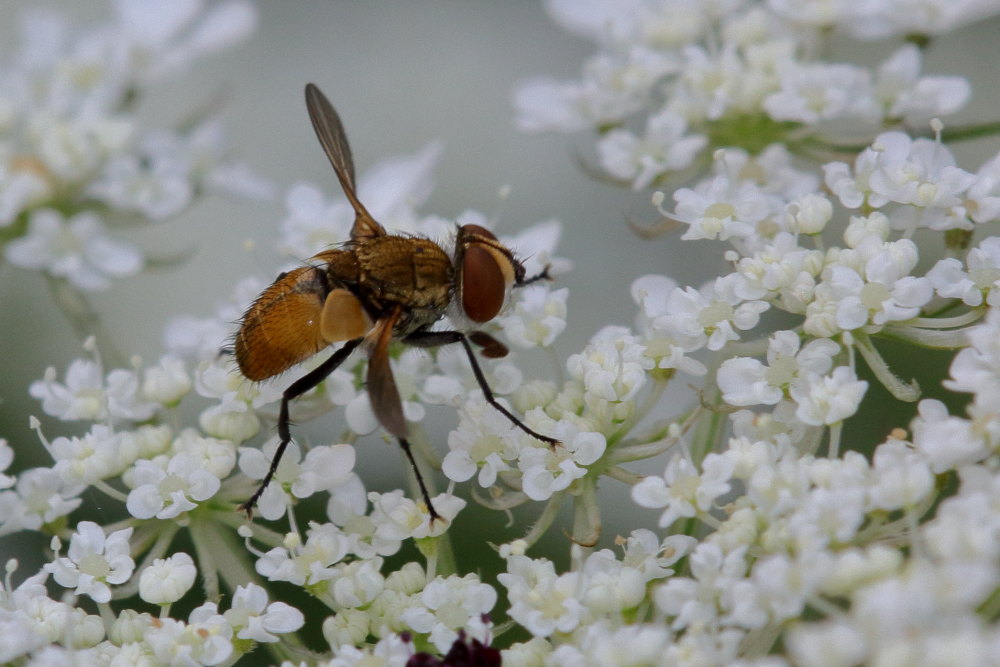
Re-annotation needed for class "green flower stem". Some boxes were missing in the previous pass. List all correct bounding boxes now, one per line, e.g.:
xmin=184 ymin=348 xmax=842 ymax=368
xmin=880 ymin=323 xmax=976 ymax=348
xmin=93 ymin=480 xmax=129 ymax=503
xmin=608 ymin=406 xmax=701 ymax=465
xmin=853 ymin=331 xmax=921 ymax=401
xmin=609 ymin=378 xmax=667 ymax=446
xmin=189 ymin=514 xmax=264 ymax=600
xmin=827 ymin=421 xmax=843 ymax=459
xmin=522 ymin=490 xmax=568 ymax=549
xmin=211 ymin=510 xmax=285 ymax=550
xmin=45 ymin=274 xmax=126 ymax=369
xmin=571 ymin=476 xmax=601 ymax=548
xmin=940 ymin=121 xmax=1000 ymax=143
xmin=604 ymin=465 xmax=643 ymax=485
xmin=908 ymin=309 xmax=985 ymax=329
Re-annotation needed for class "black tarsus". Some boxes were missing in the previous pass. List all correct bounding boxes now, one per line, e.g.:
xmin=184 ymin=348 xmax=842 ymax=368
xmin=404 ymin=330 xmax=560 ymax=448
xmin=398 ymin=437 xmax=440 ymax=522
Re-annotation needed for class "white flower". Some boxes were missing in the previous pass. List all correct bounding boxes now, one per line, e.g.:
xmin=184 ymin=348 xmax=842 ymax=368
xmin=653 ymin=542 xmax=750 ymax=630
xmin=125 ymin=453 xmax=221 ymax=520
xmin=632 ymin=453 xmax=733 ymax=527
xmin=718 ymin=330 xmax=839 ymax=406
xmin=620 ymin=529 xmax=697 ymax=581
xmin=503 ymin=637 xmax=553 ymax=667
xmin=323 ymin=634 xmax=416 ymax=666
xmin=805 ymin=240 xmax=933 ymax=335
xmin=0 ymin=160 xmax=51 ymax=227
xmin=875 ymin=44 xmax=970 ymax=126
xmin=399 ymin=574 xmax=497 ymax=652
xmin=499 ymin=555 xmax=587 ymax=637
xmin=46 ymin=521 xmax=134 ymax=604
xmin=967 ymin=152 xmax=1000 ymax=224
xmin=255 ymin=522 xmax=352 ymax=587
xmin=869 ymin=132 xmax=974 ymax=210
xmin=370 ymin=490 xmax=465 ymax=541
xmin=911 ymin=399 xmax=990 ymax=473
xmin=550 ymin=620 xmax=674 ymax=667
xmin=0 ymin=440 xmax=15 ymax=490
xmin=30 ymin=359 xmax=157 ymax=423
xmin=786 ymin=192 xmax=834 ymax=235
xmin=329 ymin=558 xmax=386 ymax=609
xmin=322 ymin=608 xmax=370 ymax=649
xmin=665 ymin=276 xmax=769 ymax=351
xmin=597 ymin=108 xmax=707 ymax=189
xmin=786 ymin=619 xmax=868 ymax=667
xmin=141 ymin=355 xmax=192 ymax=406
xmin=514 ymin=47 xmax=674 ymax=132
xmin=0 ymin=467 xmax=82 ymax=535
xmin=5 ymin=209 xmax=143 ymax=291
xmin=944 ymin=306 xmax=1000 ymax=400
xmin=501 ymin=218 xmax=572 ymax=280
xmin=224 ymin=583 xmax=304 ymax=643
xmin=443 ymin=396 xmax=520 ymax=486
xmin=500 ymin=285 xmax=568 ymax=348
xmin=238 ymin=441 xmax=355 ymax=520
xmin=139 ymin=552 xmax=197 ymax=605
xmin=578 ymin=549 xmax=647 ymax=614
xmin=172 ymin=429 xmax=236 ymax=479
xmin=517 ymin=423 xmax=605 ymax=502
xmin=869 ymin=440 xmax=934 ymax=511
xmin=764 ymin=62 xmax=878 ymax=123
xmin=50 ymin=424 xmax=135 ymax=486
xmin=790 ymin=366 xmax=868 ymax=426
xmin=145 ymin=604 xmax=233 ymax=667
xmin=671 ymin=171 xmax=776 ymax=243
xmin=114 ymin=0 xmax=258 ymax=82
xmin=631 ymin=274 xmax=709 ymax=376
xmin=87 ymin=146 xmax=194 ymax=220
xmin=278 ymin=182 xmax=353 ymax=258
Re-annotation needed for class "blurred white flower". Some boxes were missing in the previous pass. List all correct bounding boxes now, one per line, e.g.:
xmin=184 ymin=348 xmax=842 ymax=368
xmin=790 ymin=366 xmax=868 ymax=426
xmin=0 ymin=467 xmax=82 ymax=535
xmin=5 ymin=209 xmax=143 ymax=291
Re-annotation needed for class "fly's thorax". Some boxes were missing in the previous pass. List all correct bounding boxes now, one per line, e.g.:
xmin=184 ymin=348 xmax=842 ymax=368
xmin=354 ymin=235 xmax=454 ymax=310
xmin=316 ymin=248 xmax=361 ymax=284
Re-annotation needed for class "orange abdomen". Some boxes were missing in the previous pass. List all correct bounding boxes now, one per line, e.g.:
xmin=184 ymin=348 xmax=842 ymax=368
xmin=235 ymin=266 xmax=332 ymax=381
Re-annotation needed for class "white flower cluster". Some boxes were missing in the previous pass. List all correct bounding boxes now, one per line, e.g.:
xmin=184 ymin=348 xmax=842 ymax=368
xmin=0 ymin=522 xmax=303 ymax=664
xmin=0 ymin=0 xmax=269 ymax=294
xmin=515 ymin=0 xmax=984 ymax=191
xmin=6 ymin=1 xmax=1000 ymax=663
xmin=0 ymin=94 xmax=574 ymax=662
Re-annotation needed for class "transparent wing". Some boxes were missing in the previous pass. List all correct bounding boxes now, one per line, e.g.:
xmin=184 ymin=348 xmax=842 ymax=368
xmin=305 ymin=83 xmax=386 ymax=241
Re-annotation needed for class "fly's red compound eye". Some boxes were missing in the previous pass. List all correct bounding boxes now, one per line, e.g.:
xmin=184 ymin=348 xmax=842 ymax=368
xmin=461 ymin=244 xmax=506 ymax=322
xmin=457 ymin=225 xmax=517 ymax=323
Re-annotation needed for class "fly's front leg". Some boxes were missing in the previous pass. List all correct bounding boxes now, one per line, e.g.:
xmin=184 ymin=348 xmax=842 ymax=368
xmin=404 ymin=330 xmax=560 ymax=448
